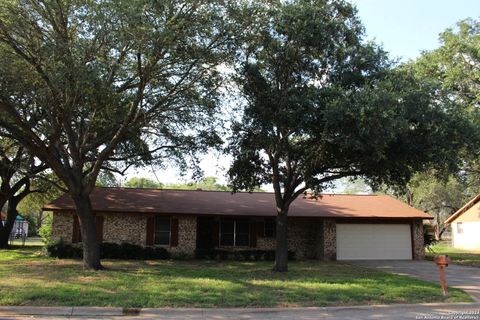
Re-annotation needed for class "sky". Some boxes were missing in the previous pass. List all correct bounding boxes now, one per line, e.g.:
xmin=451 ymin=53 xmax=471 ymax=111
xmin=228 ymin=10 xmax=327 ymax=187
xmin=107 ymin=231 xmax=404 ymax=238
xmin=354 ymin=0 xmax=480 ymax=61
xmin=125 ymin=0 xmax=480 ymax=188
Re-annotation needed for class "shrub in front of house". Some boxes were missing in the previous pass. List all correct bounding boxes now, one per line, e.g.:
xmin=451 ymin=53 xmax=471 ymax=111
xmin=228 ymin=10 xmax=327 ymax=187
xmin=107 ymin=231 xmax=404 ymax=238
xmin=194 ymin=249 xmax=295 ymax=261
xmin=44 ymin=239 xmax=82 ymax=258
xmin=45 ymin=241 xmax=171 ymax=260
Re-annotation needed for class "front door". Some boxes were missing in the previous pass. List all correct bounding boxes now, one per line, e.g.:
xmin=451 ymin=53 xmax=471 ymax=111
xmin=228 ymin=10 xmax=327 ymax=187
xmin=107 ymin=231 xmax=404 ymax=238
xmin=196 ymin=217 xmax=216 ymax=250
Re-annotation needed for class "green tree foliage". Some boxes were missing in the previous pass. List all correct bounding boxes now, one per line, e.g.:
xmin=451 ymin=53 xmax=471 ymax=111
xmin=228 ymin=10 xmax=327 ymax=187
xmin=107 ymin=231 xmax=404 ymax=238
xmin=0 ymin=0 xmax=236 ymax=269
xmin=164 ymin=176 xmax=230 ymax=191
xmin=17 ymin=174 xmax=63 ymax=235
xmin=122 ymin=176 xmax=232 ymax=191
xmin=227 ymin=0 xmax=473 ymax=271
xmin=412 ymin=19 xmax=480 ymax=114
xmin=95 ymin=171 xmax=121 ymax=188
xmin=38 ymin=213 xmax=52 ymax=244
xmin=409 ymin=19 xmax=480 ymax=189
xmin=337 ymin=178 xmax=372 ymax=195
xmin=123 ymin=177 xmax=162 ymax=189
xmin=0 ymin=138 xmax=47 ymax=247
xmin=407 ymin=172 xmax=468 ymax=240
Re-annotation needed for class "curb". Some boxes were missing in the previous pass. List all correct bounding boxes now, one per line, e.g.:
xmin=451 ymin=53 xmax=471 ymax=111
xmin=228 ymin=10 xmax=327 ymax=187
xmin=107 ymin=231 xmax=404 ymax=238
xmin=0 ymin=306 xmax=124 ymax=317
xmin=0 ymin=303 xmax=479 ymax=317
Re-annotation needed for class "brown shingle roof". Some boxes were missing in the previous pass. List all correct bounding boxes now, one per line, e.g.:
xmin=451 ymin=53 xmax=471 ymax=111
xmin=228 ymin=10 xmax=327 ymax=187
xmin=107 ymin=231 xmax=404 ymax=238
xmin=43 ymin=187 xmax=432 ymax=219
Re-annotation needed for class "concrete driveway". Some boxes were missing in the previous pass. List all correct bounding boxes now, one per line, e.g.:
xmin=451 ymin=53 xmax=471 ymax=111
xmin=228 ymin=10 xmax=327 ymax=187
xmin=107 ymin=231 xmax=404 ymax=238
xmin=351 ymin=260 xmax=480 ymax=301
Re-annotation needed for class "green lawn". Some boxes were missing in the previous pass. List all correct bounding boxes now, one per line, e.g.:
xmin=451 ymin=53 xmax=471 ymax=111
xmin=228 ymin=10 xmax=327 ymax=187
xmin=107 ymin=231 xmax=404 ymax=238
xmin=0 ymin=246 xmax=471 ymax=308
xmin=426 ymin=242 xmax=480 ymax=268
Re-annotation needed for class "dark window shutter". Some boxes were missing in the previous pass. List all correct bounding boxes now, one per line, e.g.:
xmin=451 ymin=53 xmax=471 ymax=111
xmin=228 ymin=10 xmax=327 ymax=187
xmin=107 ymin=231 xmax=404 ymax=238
xmin=249 ymin=221 xmax=257 ymax=247
xmin=72 ymin=215 xmax=81 ymax=243
xmin=213 ymin=220 xmax=220 ymax=247
xmin=95 ymin=216 xmax=104 ymax=242
xmin=257 ymin=221 xmax=265 ymax=237
xmin=171 ymin=218 xmax=179 ymax=247
xmin=146 ymin=216 xmax=155 ymax=246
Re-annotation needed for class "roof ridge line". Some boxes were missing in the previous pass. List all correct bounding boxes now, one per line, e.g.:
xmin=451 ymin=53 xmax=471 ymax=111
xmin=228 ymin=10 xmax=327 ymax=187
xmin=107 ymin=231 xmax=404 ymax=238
xmin=94 ymin=186 xmax=378 ymax=196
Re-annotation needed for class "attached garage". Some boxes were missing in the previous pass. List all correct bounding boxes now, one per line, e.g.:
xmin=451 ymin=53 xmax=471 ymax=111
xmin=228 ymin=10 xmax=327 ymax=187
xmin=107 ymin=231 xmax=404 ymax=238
xmin=336 ymin=223 xmax=412 ymax=260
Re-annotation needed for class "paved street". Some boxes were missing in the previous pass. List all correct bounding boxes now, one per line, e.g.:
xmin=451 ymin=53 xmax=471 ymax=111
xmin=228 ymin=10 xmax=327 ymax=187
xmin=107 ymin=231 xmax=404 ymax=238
xmin=351 ymin=260 xmax=480 ymax=302
xmin=0 ymin=303 xmax=479 ymax=320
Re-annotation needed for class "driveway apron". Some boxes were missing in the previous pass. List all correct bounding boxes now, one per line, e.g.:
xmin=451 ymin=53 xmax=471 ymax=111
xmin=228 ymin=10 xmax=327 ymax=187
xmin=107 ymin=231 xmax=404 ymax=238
xmin=350 ymin=260 xmax=480 ymax=302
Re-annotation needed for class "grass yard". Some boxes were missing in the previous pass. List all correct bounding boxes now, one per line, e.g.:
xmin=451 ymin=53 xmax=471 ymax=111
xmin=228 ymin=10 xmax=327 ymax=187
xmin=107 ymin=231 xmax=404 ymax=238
xmin=0 ymin=246 xmax=472 ymax=308
xmin=426 ymin=242 xmax=480 ymax=268
xmin=8 ymin=237 xmax=43 ymax=247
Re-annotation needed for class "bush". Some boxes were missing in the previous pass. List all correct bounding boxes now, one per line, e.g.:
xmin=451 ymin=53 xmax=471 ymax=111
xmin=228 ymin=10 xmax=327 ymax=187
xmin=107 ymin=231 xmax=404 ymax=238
xmin=46 ymin=241 xmax=171 ymax=260
xmin=193 ymin=249 xmax=295 ymax=261
xmin=154 ymin=247 xmax=171 ymax=259
xmin=424 ymin=228 xmax=438 ymax=252
xmin=100 ymin=242 xmax=121 ymax=259
xmin=119 ymin=243 xmax=143 ymax=259
xmin=38 ymin=215 xmax=53 ymax=244
xmin=45 ymin=239 xmax=82 ymax=258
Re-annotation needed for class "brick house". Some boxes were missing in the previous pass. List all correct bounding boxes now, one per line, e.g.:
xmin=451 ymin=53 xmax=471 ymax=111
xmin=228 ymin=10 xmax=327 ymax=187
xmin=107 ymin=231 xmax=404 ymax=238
xmin=43 ymin=188 xmax=431 ymax=260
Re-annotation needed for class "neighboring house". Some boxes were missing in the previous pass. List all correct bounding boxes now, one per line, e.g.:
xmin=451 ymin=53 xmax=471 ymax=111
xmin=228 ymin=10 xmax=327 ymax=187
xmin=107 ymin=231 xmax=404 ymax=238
xmin=43 ymin=188 xmax=432 ymax=261
xmin=0 ymin=213 xmax=29 ymax=239
xmin=445 ymin=194 xmax=480 ymax=251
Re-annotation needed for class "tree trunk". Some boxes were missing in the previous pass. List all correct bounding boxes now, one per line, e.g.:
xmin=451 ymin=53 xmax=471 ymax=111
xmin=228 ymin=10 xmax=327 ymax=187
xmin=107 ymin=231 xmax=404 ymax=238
xmin=273 ymin=211 xmax=288 ymax=272
xmin=72 ymin=194 xmax=103 ymax=270
xmin=36 ymin=210 xmax=43 ymax=231
xmin=0 ymin=201 xmax=19 ymax=248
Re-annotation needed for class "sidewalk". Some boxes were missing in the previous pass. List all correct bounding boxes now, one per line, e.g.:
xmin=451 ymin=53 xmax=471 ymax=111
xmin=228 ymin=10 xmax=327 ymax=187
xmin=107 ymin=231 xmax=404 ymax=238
xmin=1 ymin=303 xmax=480 ymax=320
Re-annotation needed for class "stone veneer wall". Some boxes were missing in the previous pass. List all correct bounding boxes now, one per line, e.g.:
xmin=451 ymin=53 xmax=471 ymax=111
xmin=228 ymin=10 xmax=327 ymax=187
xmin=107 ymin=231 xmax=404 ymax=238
xmin=322 ymin=219 xmax=336 ymax=261
xmin=412 ymin=219 xmax=425 ymax=260
xmin=52 ymin=212 xmax=334 ymax=260
xmin=169 ymin=215 xmax=196 ymax=257
xmin=51 ymin=211 xmax=197 ymax=257
xmin=52 ymin=211 xmax=74 ymax=243
xmin=287 ymin=219 xmax=318 ymax=259
xmin=52 ymin=212 xmax=423 ymax=261
xmin=256 ymin=218 xmax=330 ymax=260
xmin=103 ymin=213 xmax=147 ymax=246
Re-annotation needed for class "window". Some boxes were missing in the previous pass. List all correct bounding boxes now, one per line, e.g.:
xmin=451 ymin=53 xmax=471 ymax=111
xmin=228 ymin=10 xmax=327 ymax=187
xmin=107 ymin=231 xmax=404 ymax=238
xmin=457 ymin=222 xmax=463 ymax=234
xmin=235 ymin=221 xmax=250 ymax=246
xmin=155 ymin=216 xmax=171 ymax=245
xmin=220 ymin=219 xmax=250 ymax=246
xmin=220 ymin=219 xmax=234 ymax=246
xmin=264 ymin=219 xmax=276 ymax=238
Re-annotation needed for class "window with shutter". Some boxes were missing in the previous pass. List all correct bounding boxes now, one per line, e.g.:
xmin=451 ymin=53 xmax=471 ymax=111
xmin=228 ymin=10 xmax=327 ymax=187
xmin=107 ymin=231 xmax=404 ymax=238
xmin=219 ymin=219 xmax=251 ymax=247
xmin=154 ymin=216 xmax=171 ymax=246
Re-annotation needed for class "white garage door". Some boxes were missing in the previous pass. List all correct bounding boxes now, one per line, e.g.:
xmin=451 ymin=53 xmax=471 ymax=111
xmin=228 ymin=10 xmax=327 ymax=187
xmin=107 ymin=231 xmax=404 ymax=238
xmin=336 ymin=224 xmax=412 ymax=260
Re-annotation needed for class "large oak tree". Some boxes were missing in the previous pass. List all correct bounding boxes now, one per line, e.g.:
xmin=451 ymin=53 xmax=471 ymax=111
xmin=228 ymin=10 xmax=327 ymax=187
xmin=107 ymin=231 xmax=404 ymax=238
xmin=409 ymin=19 xmax=480 ymax=188
xmin=0 ymin=138 xmax=46 ymax=247
xmin=0 ymin=0 xmax=235 ymax=269
xmin=228 ymin=0 xmax=473 ymax=272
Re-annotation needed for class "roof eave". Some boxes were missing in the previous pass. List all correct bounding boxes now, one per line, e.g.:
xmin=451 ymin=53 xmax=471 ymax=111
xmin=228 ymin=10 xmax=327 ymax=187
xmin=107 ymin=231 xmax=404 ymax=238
xmin=445 ymin=194 xmax=480 ymax=224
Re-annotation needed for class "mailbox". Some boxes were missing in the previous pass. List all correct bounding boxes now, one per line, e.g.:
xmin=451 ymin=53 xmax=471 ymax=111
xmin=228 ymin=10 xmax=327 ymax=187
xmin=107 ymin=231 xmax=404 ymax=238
xmin=434 ymin=255 xmax=450 ymax=296
xmin=434 ymin=255 xmax=450 ymax=266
